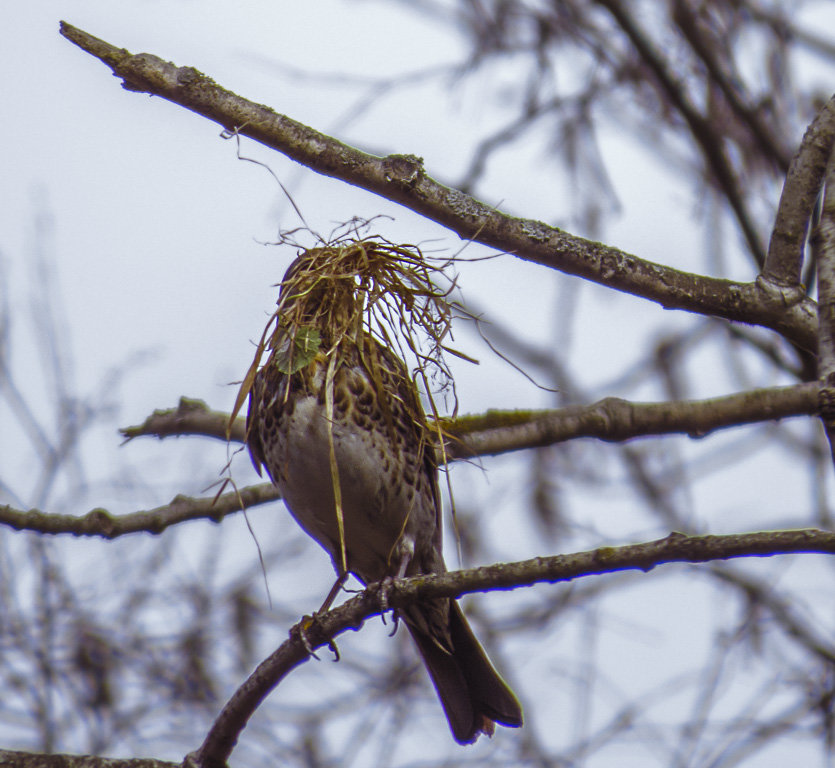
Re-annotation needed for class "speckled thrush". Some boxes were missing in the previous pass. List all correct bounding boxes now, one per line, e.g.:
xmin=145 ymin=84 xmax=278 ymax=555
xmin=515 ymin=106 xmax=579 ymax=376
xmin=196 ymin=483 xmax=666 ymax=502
xmin=246 ymin=249 xmax=523 ymax=744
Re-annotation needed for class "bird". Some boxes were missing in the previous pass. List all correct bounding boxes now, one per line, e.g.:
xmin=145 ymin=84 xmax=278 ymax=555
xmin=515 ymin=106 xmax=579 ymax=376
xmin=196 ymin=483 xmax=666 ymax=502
xmin=245 ymin=247 xmax=523 ymax=744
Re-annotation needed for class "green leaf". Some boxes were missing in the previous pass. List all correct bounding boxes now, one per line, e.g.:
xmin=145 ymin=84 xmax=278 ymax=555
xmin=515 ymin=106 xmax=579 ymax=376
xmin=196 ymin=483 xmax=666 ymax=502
xmin=274 ymin=326 xmax=322 ymax=374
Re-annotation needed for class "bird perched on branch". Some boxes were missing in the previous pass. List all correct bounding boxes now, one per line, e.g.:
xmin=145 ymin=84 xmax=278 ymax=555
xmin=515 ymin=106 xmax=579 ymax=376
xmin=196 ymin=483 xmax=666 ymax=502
xmin=244 ymin=242 xmax=523 ymax=744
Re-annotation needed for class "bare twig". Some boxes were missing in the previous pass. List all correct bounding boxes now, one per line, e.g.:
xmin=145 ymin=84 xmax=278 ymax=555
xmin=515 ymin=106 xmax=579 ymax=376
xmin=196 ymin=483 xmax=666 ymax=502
xmin=711 ymin=564 xmax=835 ymax=666
xmin=671 ymin=0 xmax=791 ymax=173
xmin=747 ymin=5 xmax=835 ymax=61
xmin=0 ymin=483 xmax=279 ymax=537
xmin=593 ymin=0 xmax=766 ymax=265
xmin=120 ymin=397 xmax=243 ymax=443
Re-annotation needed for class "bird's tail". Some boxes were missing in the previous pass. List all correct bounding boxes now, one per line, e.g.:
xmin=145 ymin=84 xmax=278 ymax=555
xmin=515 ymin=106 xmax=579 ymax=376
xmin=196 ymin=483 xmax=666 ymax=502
xmin=406 ymin=599 xmax=523 ymax=744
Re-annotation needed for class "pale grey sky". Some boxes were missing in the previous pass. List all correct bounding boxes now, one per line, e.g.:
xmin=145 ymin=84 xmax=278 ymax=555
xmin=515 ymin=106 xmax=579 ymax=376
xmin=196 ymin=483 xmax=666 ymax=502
xmin=4 ymin=3 xmax=835 ymax=764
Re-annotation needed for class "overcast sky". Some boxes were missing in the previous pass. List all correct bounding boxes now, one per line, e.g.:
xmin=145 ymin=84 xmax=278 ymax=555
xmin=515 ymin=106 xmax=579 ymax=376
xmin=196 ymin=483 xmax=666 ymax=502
xmin=3 ymin=0 xmax=831 ymax=604
xmin=1 ymin=1 xmax=710 ymax=434
xmin=5 ymin=4 xmax=835 ymax=763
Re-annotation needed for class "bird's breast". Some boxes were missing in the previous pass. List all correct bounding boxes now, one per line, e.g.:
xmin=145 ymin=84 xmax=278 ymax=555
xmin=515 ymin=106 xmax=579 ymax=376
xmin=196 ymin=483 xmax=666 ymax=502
xmin=268 ymin=387 xmax=420 ymax=582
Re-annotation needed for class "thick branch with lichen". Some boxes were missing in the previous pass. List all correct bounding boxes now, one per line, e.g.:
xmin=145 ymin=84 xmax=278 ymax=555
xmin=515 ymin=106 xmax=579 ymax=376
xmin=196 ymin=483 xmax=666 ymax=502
xmin=58 ymin=21 xmax=818 ymax=352
xmin=122 ymin=383 xmax=820 ymax=459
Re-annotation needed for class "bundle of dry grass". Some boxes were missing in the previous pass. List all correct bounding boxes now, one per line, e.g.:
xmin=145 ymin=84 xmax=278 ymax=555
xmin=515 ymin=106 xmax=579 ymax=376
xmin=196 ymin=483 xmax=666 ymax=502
xmin=230 ymin=235 xmax=469 ymax=461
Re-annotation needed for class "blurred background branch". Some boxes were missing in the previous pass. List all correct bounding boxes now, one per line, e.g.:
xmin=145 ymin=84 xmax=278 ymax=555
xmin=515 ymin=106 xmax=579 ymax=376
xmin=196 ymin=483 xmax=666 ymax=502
xmin=5 ymin=3 xmax=835 ymax=767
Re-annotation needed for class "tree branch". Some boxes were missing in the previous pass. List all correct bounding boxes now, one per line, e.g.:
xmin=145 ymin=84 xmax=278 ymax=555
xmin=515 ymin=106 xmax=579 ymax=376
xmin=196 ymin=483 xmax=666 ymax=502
xmin=122 ymin=383 xmax=820 ymax=458
xmin=0 ymin=482 xmax=279 ymax=537
xmin=594 ymin=0 xmax=767 ymax=265
xmin=120 ymin=397 xmax=244 ymax=443
xmin=671 ymin=0 xmax=791 ymax=173
xmin=815 ymin=147 xmax=835 ymax=465
xmin=710 ymin=563 xmax=835 ymax=666
xmin=5 ymin=382 xmax=808 ymax=538
xmin=0 ymin=751 xmax=177 ymax=768
xmin=765 ymin=95 xmax=835 ymax=286
xmin=190 ymin=528 xmax=835 ymax=768
xmin=58 ymin=21 xmax=818 ymax=352
xmin=444 ymin=383 xmax=819 ymax=457
xmin=9 ymin=382 xmax=813 ymax=537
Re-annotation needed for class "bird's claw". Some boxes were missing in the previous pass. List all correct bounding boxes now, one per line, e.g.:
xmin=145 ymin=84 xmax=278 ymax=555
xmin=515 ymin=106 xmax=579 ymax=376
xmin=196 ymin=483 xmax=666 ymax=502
xmin=372 ymin=576 xmax=401 ymax=635
xmin=328 ymin=639 xmax=340 ymax=661
xmin=294 ymin=615 xmax=321 ymax=660
xmin=294 ymin=614 xmax=341 ymax=661
xmin=388 ymin=610 xmax=400 ymax=637
xmin=376 ymin=576 xmax=395 ymax=615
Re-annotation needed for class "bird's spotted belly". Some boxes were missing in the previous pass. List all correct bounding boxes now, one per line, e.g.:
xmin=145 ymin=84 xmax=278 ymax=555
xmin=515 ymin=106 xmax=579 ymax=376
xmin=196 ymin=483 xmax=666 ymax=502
xmin=265 ymin=391 xmax=417 ymax=582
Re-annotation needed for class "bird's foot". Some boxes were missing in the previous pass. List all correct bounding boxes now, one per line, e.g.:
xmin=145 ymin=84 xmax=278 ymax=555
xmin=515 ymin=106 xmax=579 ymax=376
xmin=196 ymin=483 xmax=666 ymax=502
xmin=372 ymin=576 xmax=401 ymax=636
xmin=293 ymin=614 xmax=322 ymax=660
xmin=292 ymin=614 xmax=341 ymax=662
